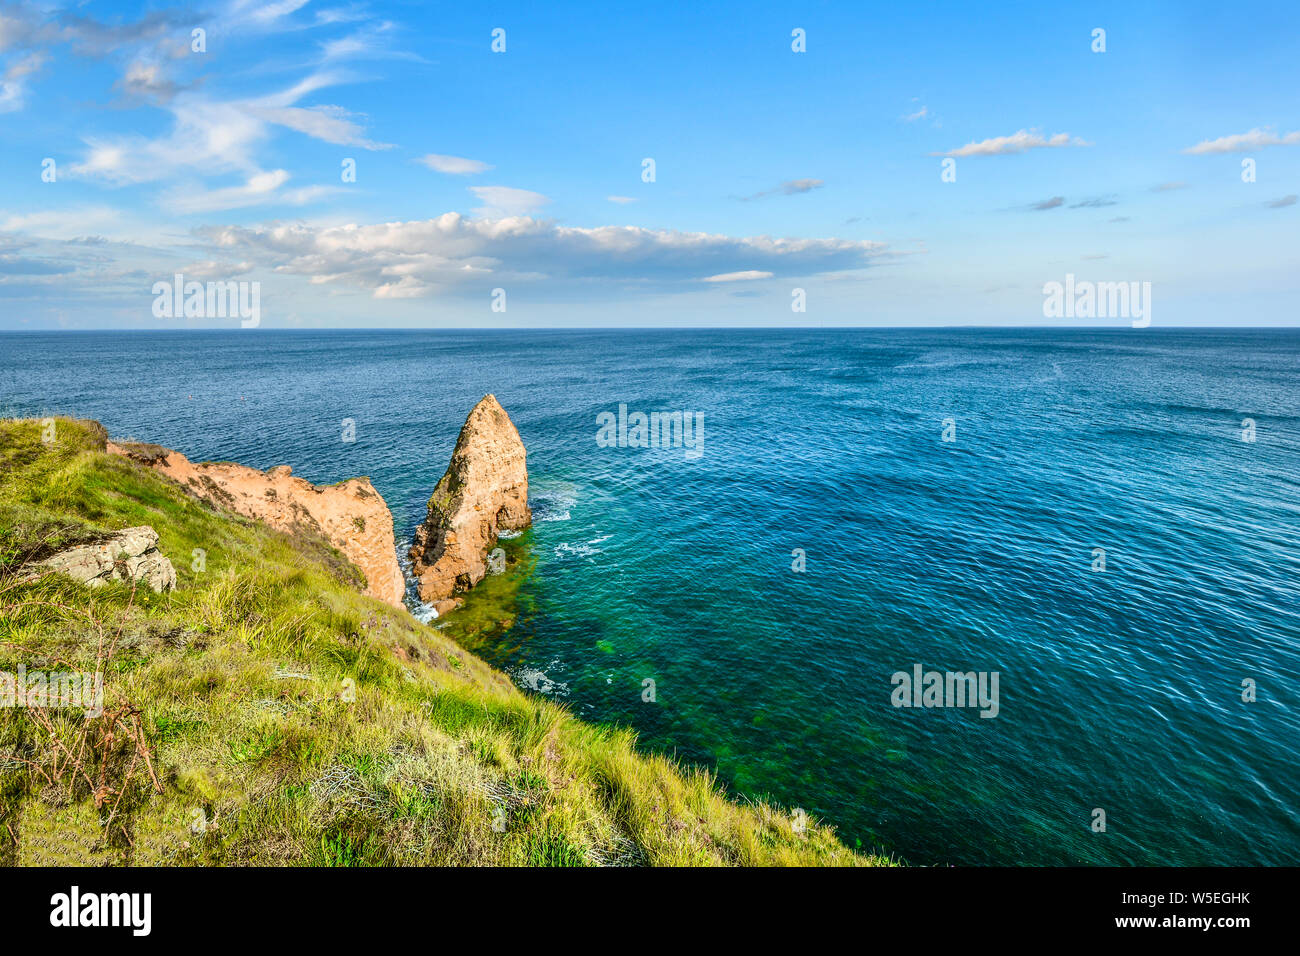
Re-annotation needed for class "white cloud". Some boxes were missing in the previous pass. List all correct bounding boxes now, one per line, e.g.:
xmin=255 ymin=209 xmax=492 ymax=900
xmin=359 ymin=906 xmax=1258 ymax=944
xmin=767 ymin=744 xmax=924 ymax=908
xmin=71 ymin=93 xmax=268 ymax=183
xmin=4 ymin=0 xmax=390 ymax=220
xmin=0 ymin=11 xmax=31 ymax=53
xmin=606 ymin=195 xmax=636 ymax=204
xmin=315 ymin=7 xmax=371 ymax=27
xmin=469 ymin=186 xmax=551 ymax=218
xmin=245 ymin=70 xmax=393 ymax=149
xmin=418 ymin=154 xmax=492 ymax=175
xmin=932 ymin=129 xmax=1090 ymax=157
xmin=5 ymin=50 xmax=44 ymax=78
xmin=231 ymin=0 xmax=312 ymax=28
xmin=69 ymin=71 xmax=388 ymax=201
xmin=164 ymin=170 xmax=291 ymax=214
xmin=252 ymin=102 xmax=391 ymax=149
xmin=194 ymin=214 xmax=889 ymax=298
xmin=282 ymin=184 xmax=346 ymax=205
xmin=0 ymin=206 xmax=126 ymax=238
xmin=119 ymin=59 xmax=178 ymax=101
xmin=0 ymin=1 xmax=194 ymax=105
xmin=165 ymin=173 xmax=345 ymax=215
xmin=1182 ymin=127 xmax=1300 ymax=155
xmin=703 ymin=270 xmax=773 ymax=282
xmin=319 ymin=20 xmax=417 ymax=63
xmin=0 ymin=50 xmax=45 ymax=111
xmin=0 ymin=79 xmax=22 ymax=112
xmin=902 ymin=105 xmax=928 ymax=122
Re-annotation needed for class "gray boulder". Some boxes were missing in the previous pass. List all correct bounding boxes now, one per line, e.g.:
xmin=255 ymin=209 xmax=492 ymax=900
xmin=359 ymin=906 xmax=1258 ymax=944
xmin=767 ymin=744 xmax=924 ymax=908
xmin=24 ymin=526 xmax=177 ymax=593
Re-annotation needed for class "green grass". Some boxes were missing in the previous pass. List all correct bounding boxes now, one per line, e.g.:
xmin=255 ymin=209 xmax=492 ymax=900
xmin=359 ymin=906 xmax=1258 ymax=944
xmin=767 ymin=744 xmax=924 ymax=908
xmin=0 ymin=417 xmax=892 ymax=867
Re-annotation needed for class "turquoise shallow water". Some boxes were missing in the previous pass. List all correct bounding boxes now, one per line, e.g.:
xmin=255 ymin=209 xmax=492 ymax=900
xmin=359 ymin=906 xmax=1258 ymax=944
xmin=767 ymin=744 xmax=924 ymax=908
xmin=2 ymin=327 xmax=1297 ymax=865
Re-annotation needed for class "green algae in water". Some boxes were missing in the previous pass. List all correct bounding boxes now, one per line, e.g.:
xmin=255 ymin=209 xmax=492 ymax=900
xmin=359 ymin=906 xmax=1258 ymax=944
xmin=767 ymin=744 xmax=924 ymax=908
xmin=434 ymin=535 xmax=537 ymax=652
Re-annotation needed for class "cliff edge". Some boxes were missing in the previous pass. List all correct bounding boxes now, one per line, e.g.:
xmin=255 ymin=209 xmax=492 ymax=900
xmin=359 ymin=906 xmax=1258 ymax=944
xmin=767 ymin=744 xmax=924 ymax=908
xmin=0 ymin=415 xmax=879 ymax=866
xmin=107 ymin=440 xmax=405 ymax=609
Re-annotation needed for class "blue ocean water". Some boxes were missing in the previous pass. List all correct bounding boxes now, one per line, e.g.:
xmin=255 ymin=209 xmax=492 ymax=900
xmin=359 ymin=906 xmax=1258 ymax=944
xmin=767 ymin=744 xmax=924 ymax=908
xmin=2 ymin=327 xmax=1297 ymax=866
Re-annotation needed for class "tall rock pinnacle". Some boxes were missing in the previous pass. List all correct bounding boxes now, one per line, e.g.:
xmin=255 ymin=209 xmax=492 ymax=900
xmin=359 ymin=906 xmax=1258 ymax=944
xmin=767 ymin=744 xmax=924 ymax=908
xmin=409 ymin=394 xmax=531 ymax=607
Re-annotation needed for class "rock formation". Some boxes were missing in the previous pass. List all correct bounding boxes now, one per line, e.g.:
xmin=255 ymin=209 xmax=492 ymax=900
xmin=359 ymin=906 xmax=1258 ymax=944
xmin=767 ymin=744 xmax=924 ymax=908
xmin=23 ymin=526 xmax=177 ymax=593
xmin=409 ymin=394 xmax=531 ymax=609
xmin=108 ymin=441 xmax=405 ymax=609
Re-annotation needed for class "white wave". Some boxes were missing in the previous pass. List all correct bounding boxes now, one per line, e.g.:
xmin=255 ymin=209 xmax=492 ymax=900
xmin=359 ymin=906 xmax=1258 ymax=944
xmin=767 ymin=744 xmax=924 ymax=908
xmin=555 ymin=540 xmax=601 ymax=559
xmin=514 ymin=666 xmax=570 ymax=697
xmin=531 ymin=484 xmax=578 ymax=523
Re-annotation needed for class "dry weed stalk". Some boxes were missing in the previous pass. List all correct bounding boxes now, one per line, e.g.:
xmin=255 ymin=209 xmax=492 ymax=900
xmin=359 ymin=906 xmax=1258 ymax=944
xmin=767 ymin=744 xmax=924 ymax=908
xmin=0 ymin=574 xmax=164 ymax=835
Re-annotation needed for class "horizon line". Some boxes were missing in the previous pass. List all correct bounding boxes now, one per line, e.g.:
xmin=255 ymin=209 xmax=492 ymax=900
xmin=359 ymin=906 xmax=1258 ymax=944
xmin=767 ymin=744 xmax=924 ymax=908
xmin=2 ymin=325 xmax=1298 ymax=333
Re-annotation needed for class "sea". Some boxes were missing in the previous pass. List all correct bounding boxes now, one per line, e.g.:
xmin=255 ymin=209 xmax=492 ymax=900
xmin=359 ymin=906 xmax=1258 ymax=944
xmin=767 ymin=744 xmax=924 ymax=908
xmin=2 ymin=327 xmax=1297 ymax=866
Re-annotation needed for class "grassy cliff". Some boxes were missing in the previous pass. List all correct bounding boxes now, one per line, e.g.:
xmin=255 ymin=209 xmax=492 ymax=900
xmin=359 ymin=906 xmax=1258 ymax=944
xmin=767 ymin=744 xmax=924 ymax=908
xmin=0 ymin=417 xmax=886 ymax=866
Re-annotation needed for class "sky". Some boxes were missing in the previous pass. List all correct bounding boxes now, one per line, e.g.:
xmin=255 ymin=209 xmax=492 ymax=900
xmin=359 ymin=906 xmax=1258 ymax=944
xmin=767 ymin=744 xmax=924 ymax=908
xmin=0 ymin=0 xmax=1296 ymax=329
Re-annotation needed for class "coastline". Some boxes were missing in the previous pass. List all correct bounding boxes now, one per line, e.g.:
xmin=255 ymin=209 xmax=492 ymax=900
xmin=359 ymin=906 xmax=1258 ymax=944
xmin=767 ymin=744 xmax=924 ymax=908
xmin=3 ymin=327 xmax=1297 ymax=866
xmin=0 ymin=415 xmax=886 ymax=866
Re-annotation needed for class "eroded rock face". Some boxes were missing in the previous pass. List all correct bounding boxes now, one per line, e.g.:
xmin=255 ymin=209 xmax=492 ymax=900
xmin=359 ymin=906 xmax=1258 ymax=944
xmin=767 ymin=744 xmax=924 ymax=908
xmin=107 ymin=441 xmax=405 ymax=609
xmin=24 ymin=526 xmax=177 ymax=592
xmin=410 ymin=395 xmax=531 ymax=604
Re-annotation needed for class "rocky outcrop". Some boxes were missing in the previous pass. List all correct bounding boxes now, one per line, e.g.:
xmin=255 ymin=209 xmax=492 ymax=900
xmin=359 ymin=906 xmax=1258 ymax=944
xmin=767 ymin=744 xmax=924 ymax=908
xmin=410 ymin=395 xmax=530 ymax=605
xmin=108 ymin=441 xmax=405 ymax=609
xmin=23 ymin=526 xmax=176 ymax=592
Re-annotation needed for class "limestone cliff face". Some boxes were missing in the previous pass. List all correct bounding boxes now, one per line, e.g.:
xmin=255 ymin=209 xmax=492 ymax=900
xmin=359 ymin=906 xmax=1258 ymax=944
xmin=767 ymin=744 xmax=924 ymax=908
xmin=409 ymin=395 xmax=531 ymax=606
xmin=107 ymin=441 xmax=405 ymax=609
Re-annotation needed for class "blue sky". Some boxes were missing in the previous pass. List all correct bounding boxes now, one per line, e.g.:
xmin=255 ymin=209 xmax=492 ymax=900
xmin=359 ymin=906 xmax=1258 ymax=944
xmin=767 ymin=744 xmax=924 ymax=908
xmin=0 ymin=0 xmax=1296 ymax=328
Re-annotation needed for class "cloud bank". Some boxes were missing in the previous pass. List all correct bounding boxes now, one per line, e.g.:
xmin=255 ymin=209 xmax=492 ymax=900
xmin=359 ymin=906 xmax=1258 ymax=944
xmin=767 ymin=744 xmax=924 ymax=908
xmin=196 ymin=214 xmax=889 ymax=298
